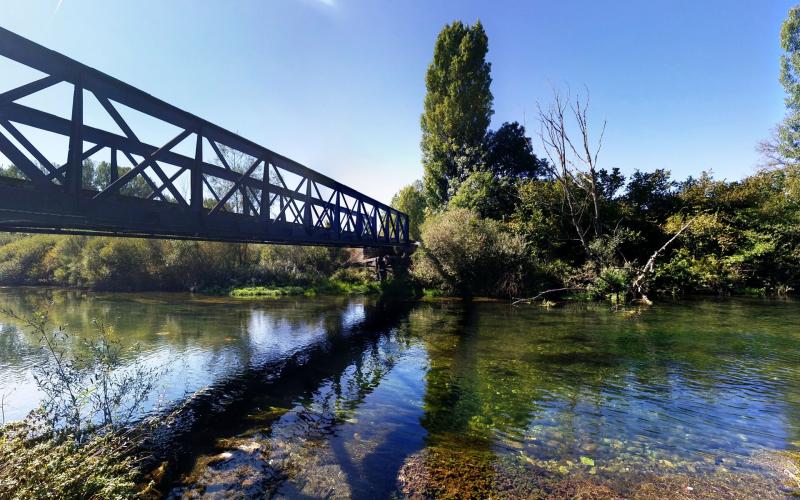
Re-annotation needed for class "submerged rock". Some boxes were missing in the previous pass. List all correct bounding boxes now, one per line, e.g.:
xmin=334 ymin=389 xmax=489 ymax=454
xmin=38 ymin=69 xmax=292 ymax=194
xmin=397 ymin=446 xmax=789 ymax=500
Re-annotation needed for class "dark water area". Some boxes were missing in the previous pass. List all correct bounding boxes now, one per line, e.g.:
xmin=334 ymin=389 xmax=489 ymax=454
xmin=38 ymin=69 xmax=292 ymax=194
xmin=1 ymin=288 xmax=799 ymax=498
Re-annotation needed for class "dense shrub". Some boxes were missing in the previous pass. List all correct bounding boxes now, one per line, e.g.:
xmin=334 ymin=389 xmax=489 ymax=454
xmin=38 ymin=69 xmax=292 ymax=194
xmin=413 ymin=208 xmax=527 ymax=298
xmin=0 ymin=235 xmax=58 ymax=285
xmin=0 ymin=235 xmax=364 ymax=293
xmin=81 ymin=238 xmax=162 ymax=291
xmin=259 ymin=245 xmax=350 ymax=285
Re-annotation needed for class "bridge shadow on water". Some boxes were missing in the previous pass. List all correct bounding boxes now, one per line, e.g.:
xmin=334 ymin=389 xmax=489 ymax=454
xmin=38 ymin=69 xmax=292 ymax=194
xmin=136 ymin=298 xmax=417 ymax=498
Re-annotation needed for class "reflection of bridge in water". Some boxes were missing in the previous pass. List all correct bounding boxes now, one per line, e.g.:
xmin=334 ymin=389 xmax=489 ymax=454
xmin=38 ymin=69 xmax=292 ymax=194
xmin=0 ymin=28 xmax=410 ymax=249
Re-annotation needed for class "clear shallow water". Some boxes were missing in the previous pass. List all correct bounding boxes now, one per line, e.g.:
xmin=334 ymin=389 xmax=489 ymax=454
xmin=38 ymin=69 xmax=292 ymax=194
xmin=0 ymin=288 xmax=799 ymax=497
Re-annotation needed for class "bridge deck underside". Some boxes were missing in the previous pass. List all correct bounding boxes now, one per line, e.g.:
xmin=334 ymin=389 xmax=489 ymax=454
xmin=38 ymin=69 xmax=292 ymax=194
xmin=0 ymin=178 xmax=409 ymax=248
xmin=0 ymin=27 xmax=411 ymax=249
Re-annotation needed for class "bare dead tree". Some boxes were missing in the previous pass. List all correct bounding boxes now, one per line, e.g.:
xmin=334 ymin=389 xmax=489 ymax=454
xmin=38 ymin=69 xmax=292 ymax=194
xmin=537 ymin=88 xmax=606 ymax=259
xmin=570 ymin=92 xmax=606 ymax=238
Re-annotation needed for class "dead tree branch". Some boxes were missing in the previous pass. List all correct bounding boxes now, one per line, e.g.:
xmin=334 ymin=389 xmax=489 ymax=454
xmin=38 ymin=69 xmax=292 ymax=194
xmin=629 ymin=216 xmax=698 ymax=300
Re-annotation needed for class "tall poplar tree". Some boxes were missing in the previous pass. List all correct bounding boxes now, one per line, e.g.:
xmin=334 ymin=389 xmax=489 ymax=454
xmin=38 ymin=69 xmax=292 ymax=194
xmin=762 ymin=6 xmax=800 ymax=167
xmin=421 ymin=21 xmax=493 ymax=209
xmin=778 ymin=6 xmax=800 ymax=163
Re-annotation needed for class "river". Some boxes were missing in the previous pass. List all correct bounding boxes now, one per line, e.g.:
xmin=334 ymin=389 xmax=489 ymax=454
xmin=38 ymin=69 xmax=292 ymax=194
xmin=0 ymin=288 xmax=798 ymax=498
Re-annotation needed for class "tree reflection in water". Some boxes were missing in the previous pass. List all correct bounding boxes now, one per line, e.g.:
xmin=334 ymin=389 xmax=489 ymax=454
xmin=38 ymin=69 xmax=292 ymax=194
xmin=1 ymin=290 xmax=800 ymax=497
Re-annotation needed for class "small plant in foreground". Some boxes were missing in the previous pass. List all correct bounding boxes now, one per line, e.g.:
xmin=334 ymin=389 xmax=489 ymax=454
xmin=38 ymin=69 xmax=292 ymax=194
xmin=0 ymin=306 xmax=164 ymax=439
xmin=0 ymin=306 xmax=166 ymax=498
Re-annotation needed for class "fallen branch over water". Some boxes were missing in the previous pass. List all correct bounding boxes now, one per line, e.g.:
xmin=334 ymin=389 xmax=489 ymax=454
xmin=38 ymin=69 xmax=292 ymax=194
xmin=628 ymin=215 xmax=698 ymax=302
xmin=512 ymin=288 xmax=586 ymax=306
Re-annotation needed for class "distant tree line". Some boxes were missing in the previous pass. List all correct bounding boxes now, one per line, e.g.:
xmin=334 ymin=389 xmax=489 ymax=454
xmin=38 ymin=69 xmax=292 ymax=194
xmin=0 ymin=233 xmax=353 ymax=292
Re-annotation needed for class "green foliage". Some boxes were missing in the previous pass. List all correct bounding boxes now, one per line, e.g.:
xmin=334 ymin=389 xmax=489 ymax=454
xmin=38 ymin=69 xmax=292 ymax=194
xmin=0 ymin=164 xmax=26 ymax=180
xmin=230 ymin=266 xmax=383 ymax=297
xmin=651 ymin=168 xmax=800 ymax=295
xmin=587 ymin=266 xmax=634 ymax=301
xmin=391 ymin=180 xmax=427 ymax=240
xmin=411 ymin=160 xmax=800 ymax=300
xmin=0 ymin=419 xmax=140 ymax=499
xmin=421 ymin=20 xmax=493 ymax=208
xmin=0 ymin=308 xmax=163 ymax=499
xmin=508 ymin=179 xmax=563 ymax=258
xmin=777 ymin=6 xmax=800 ymax=164
xmin=0 ymin=235 xmax=361 ymax=293
xmin=232 ymin=282 xmax=379 ymax=298
xmin=258 ymin=245 xmax=350 ymax=285
xmin=483 ymin=121 xmax=543 ymax=179
xmin=624 ymin=169 xmax=677 ymax=220
xmin=413 ymin=208 xmax=526 ymax=298
xmin=449 ymin=170 xmax=517 ymax=220
xmin=81 ymin=237 xmax=162 ymax=291
xmin=0 ymin=235 xmax=58 ymax=285
xmin=230 ymin=285 xmax=308 ymax=297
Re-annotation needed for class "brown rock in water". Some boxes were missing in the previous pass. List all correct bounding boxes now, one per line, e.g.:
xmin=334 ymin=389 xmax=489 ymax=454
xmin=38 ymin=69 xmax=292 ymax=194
xmin=396 ymin=446 xmax=788 ymax=499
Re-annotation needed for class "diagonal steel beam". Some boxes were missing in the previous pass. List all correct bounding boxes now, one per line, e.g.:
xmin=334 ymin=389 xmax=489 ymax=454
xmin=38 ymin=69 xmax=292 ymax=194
xmin=208 ymin=157 xmax=262 ymax=215
xmin=148 ymin=165 xmax=188 ymax=201
xmin=148 ymin=158 xmax=189 ymax=206
xmin=120 ymin=150 xmax=165 ymax=201
xmin=81 ymin=143 xmax=104 ymax=160
xmin=0 ymin=75 xmax=61 ymax=104
xmin=0 ymin=128 xmax=53 ymax=187
xmin=202 ymin=175 xmax=222 ymax=203
xmin=0 ymin=119 xmax=63 ymax=180
xmin=93 ymin=129 xmax=190 ymax=201
xmin=208 ymin=139 xmax=232 ymax=171
xmin=93 ymin=92 xmax=139 ymax=141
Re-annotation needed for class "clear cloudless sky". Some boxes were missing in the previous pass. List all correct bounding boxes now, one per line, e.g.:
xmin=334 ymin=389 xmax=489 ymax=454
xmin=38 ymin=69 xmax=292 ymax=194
xmin=0 ymin=0 xmax=796 ymax=203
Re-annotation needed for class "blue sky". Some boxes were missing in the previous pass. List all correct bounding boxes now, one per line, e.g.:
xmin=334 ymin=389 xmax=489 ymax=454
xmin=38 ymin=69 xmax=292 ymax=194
xmin=0 ymin=0 xmax=795 ymax=203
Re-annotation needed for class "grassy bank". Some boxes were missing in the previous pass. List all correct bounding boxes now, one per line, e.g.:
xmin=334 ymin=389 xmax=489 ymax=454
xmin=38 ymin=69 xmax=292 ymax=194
xmin=228 ymin=278 xmax=381 ymax=298
xmin=229 ymin=273 xmax=420 ymax=301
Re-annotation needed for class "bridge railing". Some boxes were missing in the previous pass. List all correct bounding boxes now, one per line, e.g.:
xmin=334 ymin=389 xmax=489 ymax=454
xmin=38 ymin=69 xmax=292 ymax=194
xmin=0 ymin=27 xmax=410 ymax=247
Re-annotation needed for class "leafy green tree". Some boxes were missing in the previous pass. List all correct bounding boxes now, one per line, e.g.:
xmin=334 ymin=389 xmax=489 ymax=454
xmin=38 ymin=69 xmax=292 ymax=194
xmin=509 ymin=179 xmax=565 ymax=260
xmin=82 ymin=159 xmax=97 ymax=189
xmin=624 ymin=169 xmax=677 ymax=220
xmin=761 ymin=6 xmax=800 ymax=166
xmin=421 ymin=21 xmax=493 ymax=209
xmin=0 ymin=164 xmax=26 ymax=180
xmin=483 ymin=122 xmax=543 ymax=179
xmin=448 ymin=170 xmax=517 ymax=220
xmin=391 ymin=180 xmax=427 ymax=240
xmin=597 ymin=167 xmax=626 ymax=199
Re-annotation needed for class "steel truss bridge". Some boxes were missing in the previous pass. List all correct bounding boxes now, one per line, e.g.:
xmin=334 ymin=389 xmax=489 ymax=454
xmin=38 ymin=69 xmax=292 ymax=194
xmin=0 ymin=27 xmax=410 ymax=248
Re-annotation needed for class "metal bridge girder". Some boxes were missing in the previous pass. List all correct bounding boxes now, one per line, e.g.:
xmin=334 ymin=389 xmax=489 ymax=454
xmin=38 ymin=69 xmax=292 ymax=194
xmin=0 ymin=27 xmax=411 ymax=249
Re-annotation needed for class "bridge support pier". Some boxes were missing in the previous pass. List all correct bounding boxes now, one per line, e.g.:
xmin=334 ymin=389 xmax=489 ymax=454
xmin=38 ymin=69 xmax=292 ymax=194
xmin=362 ymin=246 xmax=414 ymax=282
